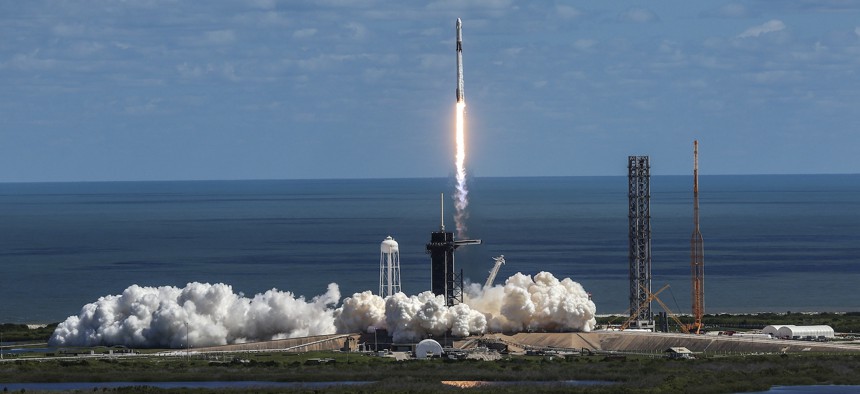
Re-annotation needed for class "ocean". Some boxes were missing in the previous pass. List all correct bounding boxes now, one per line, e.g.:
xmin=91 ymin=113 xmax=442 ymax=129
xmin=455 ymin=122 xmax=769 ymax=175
xmin=0 ymin=175 xmax=858 ymax=324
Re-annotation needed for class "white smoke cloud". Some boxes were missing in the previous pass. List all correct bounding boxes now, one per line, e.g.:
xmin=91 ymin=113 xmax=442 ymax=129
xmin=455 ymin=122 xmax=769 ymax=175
xmin=50 ymin=272 xmax=596 ymax=348
xmin=49 ymin=282 xmax=340 ymax=348
xmin=467 ymin=272 xmax=597 ymax=333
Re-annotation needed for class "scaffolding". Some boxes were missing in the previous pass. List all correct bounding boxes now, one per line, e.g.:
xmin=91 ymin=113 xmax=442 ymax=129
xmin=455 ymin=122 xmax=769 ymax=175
xmin=691 ymin=141 xmax=705 ymax=333
xmin=628 ymin=156 xmax=654 ymax=330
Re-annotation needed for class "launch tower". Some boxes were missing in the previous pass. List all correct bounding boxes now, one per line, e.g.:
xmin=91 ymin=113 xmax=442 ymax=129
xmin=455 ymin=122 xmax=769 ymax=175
xmin=691 ymin=141 xmax=705 ymax=333
xmin=627 ymin=156 xmax=654 ymax=330
xmin=426 ymin=194 xmax=480 ymax=306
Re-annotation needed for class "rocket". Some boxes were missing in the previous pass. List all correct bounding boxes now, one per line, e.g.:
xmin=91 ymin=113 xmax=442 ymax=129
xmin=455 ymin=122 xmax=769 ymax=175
xmin=456 ymin=18 xmax=464 ymax=103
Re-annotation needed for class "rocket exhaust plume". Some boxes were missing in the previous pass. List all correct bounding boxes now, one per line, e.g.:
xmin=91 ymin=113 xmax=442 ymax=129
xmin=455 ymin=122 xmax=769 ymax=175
xmin=50 ymin=272 xmax=596 ymax=347
xmin=453 ymin=18 xmax=469 ymax=238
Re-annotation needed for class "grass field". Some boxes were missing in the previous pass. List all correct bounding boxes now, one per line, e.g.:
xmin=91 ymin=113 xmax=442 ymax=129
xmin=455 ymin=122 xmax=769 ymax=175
xmin=2 ymin=350 xmax=860 ymax=393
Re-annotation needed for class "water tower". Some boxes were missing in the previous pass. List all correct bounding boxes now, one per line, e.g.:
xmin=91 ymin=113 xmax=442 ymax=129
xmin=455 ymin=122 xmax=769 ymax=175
xmin=379 ymin=236 xmax=401 ymax=298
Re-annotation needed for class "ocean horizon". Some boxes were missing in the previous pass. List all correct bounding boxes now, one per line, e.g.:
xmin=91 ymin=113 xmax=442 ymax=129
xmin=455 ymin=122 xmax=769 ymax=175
xmin=1 ymin=174 xmax=858 ymax=324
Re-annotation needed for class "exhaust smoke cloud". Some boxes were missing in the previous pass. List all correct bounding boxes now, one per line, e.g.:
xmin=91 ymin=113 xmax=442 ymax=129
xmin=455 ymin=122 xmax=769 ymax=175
xmin=453 ymin=101 xmax=469 ymax=238
xmin=50 ymin=271 xmax=596 ymax=348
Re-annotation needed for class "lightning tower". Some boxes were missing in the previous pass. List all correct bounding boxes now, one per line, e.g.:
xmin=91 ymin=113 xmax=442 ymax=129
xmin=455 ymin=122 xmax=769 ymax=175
xmin=691 ymin=141 xmax=705 ymax=333
xmin=627 ymin=156 xmax=654 ymax=330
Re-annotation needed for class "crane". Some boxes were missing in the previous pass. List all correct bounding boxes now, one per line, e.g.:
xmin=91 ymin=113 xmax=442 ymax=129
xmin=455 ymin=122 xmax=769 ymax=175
xmin=642 ymin=284 xmax=690 ymax=334
xmin=621 ymin=284 xmax=669 ymax=330
xmin=484 ymin=255 xmax=505 ymax=288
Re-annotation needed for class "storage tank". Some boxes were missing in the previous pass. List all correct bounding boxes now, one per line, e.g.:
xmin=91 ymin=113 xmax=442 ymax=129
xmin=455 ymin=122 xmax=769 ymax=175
xmin=379 ymin=236 xmax=401 ymax=298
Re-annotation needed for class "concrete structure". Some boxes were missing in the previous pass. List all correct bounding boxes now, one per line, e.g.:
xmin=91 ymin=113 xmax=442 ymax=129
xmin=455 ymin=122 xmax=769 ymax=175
xmin=627 ymin=155 xmax=654 ymax=330
xmin=379 ymin=236 xmax=401 ymax=298
xmin=416 ymin=339 xmax=443 ymax=359
xmin=481 ymin=331 xmax=860 ymax=354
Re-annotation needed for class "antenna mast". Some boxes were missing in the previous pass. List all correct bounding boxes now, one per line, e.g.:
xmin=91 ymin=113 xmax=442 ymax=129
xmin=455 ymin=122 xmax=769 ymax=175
xmin=440 ymin=193 xmax=445 ymax=231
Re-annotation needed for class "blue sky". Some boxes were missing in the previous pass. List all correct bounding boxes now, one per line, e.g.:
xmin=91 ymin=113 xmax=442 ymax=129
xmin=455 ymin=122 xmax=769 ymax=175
xmin=2 ymin=1 xmax=859 ymax=182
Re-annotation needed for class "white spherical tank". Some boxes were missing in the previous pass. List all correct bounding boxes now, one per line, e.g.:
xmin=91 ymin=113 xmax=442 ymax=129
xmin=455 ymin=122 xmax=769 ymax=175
xmin=381 ymin=236 xmax=399 ymax=253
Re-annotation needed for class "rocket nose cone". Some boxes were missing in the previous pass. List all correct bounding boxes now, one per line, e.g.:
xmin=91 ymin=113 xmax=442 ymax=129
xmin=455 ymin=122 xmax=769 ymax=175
xmin=457 ymin=18 xmax=461 ymax=26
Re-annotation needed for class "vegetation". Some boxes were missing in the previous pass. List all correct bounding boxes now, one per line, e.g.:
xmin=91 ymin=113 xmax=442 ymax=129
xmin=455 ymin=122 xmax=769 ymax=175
xmin=0 ymin=323 xmax=58 ymax=342
xmin=597 ymin=311 xmax=860 ymax=333
xmin=1 ymin=352 xmax=859 ymax=393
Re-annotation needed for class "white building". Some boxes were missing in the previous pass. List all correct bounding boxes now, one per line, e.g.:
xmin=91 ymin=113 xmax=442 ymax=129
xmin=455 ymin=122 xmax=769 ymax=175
xmin=765 ymin=325 xmax=835 ymax=339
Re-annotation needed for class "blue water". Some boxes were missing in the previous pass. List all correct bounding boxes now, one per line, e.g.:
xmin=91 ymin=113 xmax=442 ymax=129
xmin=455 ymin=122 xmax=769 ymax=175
xmin=0 ymin=175 xmax=858 ymax=323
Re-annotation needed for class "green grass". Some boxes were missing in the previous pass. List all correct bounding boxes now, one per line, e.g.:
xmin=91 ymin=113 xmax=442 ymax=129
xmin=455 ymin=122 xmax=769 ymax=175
xmin=2 ymin=351 xmax=860 ymax=393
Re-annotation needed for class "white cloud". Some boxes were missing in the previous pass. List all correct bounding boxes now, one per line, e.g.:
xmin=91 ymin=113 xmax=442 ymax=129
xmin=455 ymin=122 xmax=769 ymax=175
xmin=502 ymin=47 xmax=523 ymax=56
xmin=737 ymin=20 xmax=786 ymax=38
xmin=249 ymin=0 xmax=276 ymax=9
xmin=1 ymin=50 xmax=56 ymax=71
xmin=52 ymin=23 xmax=87 ymax=37
xmin=205 ymin=30 xmax=237 ymax=45
xmin=748 ymin=70 xmax=801 ymax=84
xmin=702 ymin=3 xmax=753 ymax=19
xmin=293 ymin=28 xmax=318 ymax=39
xmin=418 ymin=53 xmax=447 ymax=69
xmin=70 ymin=41 xmax=105 ymax=56
xmin=177 ymin=62 xmax=204 ymax=79
xmin=556 ymin=5 xmax=581 ymax=19
xmin=619 ymin=8 xmax=659 ymax=23
xmin=344 ymin=22 xmax=367 ymax=40
xmin=573 ymin=39 xmax=596 ymax=50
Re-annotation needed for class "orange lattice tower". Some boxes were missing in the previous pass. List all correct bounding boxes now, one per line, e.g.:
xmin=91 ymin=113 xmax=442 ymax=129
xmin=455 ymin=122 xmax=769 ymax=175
xmin=691 ymin=140 xmax=705 ymax=334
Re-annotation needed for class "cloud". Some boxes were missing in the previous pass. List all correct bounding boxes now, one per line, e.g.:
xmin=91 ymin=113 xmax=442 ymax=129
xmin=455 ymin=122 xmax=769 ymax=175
xmin=205 ymin=30 xmax=237 ymax=45
xmin=52 ymin=23 xmax=87 ymax=37
xmin=1 ymin=50 xmax=56 ymax=71
xmin=344 ymin=22 xmax=367 ymax=40
xmin=737 ymin=20 xmax=786 ymax=38
xmin=701 ymin=3 xmax=755 ymax=19
xmin=855 ymin=27 xmax=860 ymax=37
xmin=293 ymin=28 xmax=318 ymax=39
xmin=573 ymin=39 xmax=596 ymax=50
xmin=556 ymin=5 xmax=581 ymax=19
xmin=618 ymin=8 xmax=659 ymax=23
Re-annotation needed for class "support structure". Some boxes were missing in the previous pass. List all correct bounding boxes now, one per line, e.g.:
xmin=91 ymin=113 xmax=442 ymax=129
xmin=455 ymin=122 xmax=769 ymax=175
xmin=484 ymin=255 xmax=505 ymax=289
xmin=426 ymin=193 xmax=480 ymax=306
xmin=379 ymin=236 xmax=402 ymax=298
xmin=691 ymin=141 xmax=705 ymax=334
xmin=627 ymin=156 xmax=654 ymax=330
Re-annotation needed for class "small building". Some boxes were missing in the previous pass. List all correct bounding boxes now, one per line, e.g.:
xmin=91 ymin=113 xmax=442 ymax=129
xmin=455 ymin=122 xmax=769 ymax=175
xmin=665 ymin=347 xmax=695 ymax=359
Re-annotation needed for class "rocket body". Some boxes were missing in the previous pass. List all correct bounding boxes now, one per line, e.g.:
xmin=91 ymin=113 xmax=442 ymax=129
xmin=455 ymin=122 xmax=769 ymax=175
xmin=456 ymin=18 xmax=464 ymax=103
